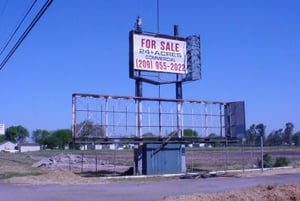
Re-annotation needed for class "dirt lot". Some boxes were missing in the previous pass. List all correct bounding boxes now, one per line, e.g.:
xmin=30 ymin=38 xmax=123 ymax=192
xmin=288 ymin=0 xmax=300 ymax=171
xmin=164 ymin=182 xmax=300 ymax=201
xmin=1 ymin=147 xmax=300 ymax=200
xmin=1 ymin=168 xmax=300 ymax=201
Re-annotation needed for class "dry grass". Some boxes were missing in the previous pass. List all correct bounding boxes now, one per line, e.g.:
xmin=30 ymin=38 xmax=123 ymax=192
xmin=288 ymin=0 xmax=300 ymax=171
xmin=1 ymin=149 xmax=300 ymax=201
xmin=1 ymin=147 xmax=300 ymax=185
xmin=0 ymin=158 xmax=44 ymax=179
xmin=5 ymin=170 xmax=110 ymax=185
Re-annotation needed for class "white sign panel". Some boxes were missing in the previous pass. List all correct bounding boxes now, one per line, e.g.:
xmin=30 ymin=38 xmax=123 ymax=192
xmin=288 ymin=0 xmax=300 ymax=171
xmin=0 ymin=124 xmax=5 ymax=135
xmin=133 ymin=34 xmax=187 ymax=74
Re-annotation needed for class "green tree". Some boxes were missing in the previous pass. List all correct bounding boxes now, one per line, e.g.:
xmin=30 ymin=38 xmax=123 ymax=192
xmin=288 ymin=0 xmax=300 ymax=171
xmin=255 ymin=123 xmax=266 ymax=136
xmin=266 ymin=129 xmax=283 ymax=146
xmin=44 ymin=135 xmax=60 ymax=149
xmin=292 ymin=132 xmax=300 ymax=146
xmin=183 ymin=129 xmax=198 ymax=137
xmin=75 ymin=120 xmax=105 ymax=137
xmin=207 ymin=133 xmax=218 ymax=138
xmin=255 ymin=123 xmax=266 ymax=144
xmin=246 ymin=124 xmax=257 ymax=145
xmin=0 ymin=135 xmax=5 ymax=143
xmin=51 ymin=129 xmax=71 ymax=149
xmin=5 ymin=125 xmax=29 ymax=143
xmin=245 ymin=123 xmax=267 ymax=145
xmin=207 ymin=133 xmax=222 ymax=147
xmin=283 ymin=122 xmax=294 ymax=145
xmin=32 ymin=129 xmax=50 ymax=145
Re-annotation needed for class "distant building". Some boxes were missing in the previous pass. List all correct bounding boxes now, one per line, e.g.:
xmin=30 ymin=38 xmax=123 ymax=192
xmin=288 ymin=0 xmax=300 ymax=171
xmin=0 ymin=141 xmax=17 ymax=152
xmin=18 ymin=143 xmax=40 ymax=152
xmin=0 ymin=123 xmax=4 ymax=135
xmin=87 ymin=144 xmax=117 ymax=150
xmin=79 ymin=143 xmax=132 ymax=150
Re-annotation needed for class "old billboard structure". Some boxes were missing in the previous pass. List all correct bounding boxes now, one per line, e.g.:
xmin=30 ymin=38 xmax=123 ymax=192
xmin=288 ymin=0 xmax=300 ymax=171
xmin=71 ymin=95 xmax=245 ymax=175
xmin=71 ymin=19 xmax=245 ymax=175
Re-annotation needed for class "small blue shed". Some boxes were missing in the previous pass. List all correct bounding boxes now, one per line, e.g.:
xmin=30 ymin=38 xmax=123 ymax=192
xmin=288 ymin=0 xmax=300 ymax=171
xmin=142 ymin=143 xmax=183 ymax=175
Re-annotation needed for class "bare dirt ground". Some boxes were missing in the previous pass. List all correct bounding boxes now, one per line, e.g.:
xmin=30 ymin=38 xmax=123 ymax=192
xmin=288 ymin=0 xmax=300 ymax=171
xmin=164 ymin=182 xmax=300 ymax=201
xmin=2 ymin=168 xmax=300 ymax=201
xmin=1 ymin=147 xmax=300 ymax=200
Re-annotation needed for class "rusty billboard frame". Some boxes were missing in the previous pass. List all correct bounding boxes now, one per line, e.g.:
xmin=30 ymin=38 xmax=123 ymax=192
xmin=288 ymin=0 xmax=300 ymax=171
xmin=71 ymin=93 xmax=242 ymax=145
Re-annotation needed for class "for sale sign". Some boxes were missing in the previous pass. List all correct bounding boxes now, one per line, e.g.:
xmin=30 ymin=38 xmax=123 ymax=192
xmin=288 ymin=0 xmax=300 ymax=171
xmin=130 ymin=32 xmax=187 ymax=74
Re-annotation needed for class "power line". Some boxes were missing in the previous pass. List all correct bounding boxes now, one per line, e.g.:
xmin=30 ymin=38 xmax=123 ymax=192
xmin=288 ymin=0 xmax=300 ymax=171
xmin=0 ymin=0 xmax=53 ymax=71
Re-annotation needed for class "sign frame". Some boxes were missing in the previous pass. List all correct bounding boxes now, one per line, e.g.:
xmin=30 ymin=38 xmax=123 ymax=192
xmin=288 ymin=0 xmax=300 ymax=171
xmin=129 ymin=31 xmax=187 ymax=78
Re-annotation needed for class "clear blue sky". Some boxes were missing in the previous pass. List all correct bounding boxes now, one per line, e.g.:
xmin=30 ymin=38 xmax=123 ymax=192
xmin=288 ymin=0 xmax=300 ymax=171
xmin=0 ymin=0 xmax=299 ymax=134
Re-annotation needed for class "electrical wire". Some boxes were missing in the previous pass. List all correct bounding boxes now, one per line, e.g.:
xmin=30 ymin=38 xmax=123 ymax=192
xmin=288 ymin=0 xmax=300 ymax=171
xmin=0 ymin=0 xmax=53 ymax=71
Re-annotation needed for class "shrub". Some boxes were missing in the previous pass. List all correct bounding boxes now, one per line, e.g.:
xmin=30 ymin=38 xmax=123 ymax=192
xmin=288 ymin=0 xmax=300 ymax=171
xmin=274 ymin=157 xmax=290 ymax=167
xmin=257 ymin=153 xmax=273 ymax=168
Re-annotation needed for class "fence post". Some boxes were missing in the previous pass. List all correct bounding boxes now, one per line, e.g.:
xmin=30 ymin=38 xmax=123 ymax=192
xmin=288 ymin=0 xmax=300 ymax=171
xmin=81 ymin=152 xmax=84 ymax=173
xmin=96 ymin=154 xmax=98 ymax=176
xmin=260 ymin=135 xmax=264 ymax=172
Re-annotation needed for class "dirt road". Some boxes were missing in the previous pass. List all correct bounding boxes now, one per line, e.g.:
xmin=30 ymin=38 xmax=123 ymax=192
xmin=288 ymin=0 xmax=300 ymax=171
xmin=1 ymin=173 xmax=300 ymax=201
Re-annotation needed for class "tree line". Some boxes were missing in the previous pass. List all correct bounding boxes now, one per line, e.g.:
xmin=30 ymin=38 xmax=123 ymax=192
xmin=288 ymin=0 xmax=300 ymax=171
xmin=179 ymin=123 xmax=300 ymax=146
xmin=245 ymin=122 xmax=300 ymax=146
xmin=0 ymin=122 xmax=299 ymax=149
xmin=0 ymin=125 xmax=71 ymax=149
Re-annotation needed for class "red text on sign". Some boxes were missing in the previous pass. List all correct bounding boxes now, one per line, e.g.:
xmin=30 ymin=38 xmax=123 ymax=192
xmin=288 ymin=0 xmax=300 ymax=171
xmin=160 ymin=41 xmax=179 ymax=52
xmin=140 ymin=39 xmax=180 ymax=52
xmin=141 ymin=39 xmax=156 ymax=49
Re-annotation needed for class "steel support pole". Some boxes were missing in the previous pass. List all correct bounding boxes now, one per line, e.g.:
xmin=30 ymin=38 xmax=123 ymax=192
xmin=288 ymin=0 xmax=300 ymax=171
xmin=174 ymin=25 xmax=186 ymax=173
xmin=135 ymin=78 xmax=143 ymax=138
xmin=71 ymin=95 xmax=76 ymax=148
xmin=260 ymin=134 xmax=264 ymax=172
xmin=134 ymin=76 xmax=143 ymax=175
